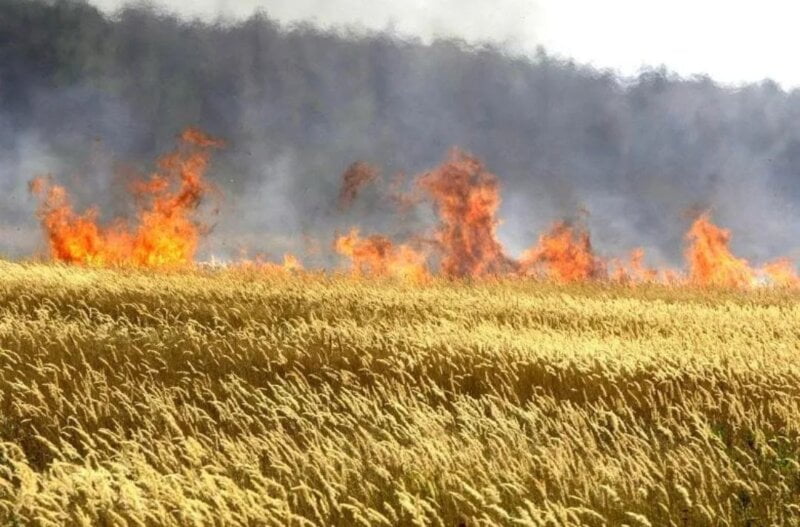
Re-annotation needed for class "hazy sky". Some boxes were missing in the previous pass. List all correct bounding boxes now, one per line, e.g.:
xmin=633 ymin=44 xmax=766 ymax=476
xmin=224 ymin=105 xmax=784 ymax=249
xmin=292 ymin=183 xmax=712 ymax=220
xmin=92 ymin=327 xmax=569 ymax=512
xmin=88 ymin=0 xmax=800 ymax=87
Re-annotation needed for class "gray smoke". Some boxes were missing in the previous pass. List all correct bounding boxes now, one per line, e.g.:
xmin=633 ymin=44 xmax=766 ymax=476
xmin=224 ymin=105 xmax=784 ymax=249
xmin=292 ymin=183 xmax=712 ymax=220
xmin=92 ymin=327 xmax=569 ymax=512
xmin=2 ymin=0 xmax=800 ymax=268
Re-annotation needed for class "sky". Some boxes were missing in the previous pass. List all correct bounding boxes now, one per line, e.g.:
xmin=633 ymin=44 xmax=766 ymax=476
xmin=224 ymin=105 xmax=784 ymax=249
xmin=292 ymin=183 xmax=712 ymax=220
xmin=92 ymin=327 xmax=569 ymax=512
xmin=88 ymin=0 xmax=800 ymax=88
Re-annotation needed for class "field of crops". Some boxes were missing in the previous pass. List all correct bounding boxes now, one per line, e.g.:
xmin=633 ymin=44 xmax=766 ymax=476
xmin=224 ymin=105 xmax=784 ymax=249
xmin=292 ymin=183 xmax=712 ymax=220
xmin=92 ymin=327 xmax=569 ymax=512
xmin=1 ymin=261 xmax=800 ymax=526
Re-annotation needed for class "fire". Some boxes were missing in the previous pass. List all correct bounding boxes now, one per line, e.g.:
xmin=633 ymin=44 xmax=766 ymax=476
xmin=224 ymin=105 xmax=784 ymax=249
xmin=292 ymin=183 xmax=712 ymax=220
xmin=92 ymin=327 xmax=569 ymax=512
xmin=684 ymin=213 xmax=800 ymax=288
xmin=417 ymin=149 xmax=515 ymax=278
xmin=30 ymin=128 xmax=222 ymax=268
xmin=332 ymin=149 xmax=800 ymax=288
xmin=235 ymin=253 xmax=304 ymax=273
xmin=338 ymin=161 xmax=379 ymax=210
xmin=24 ymin=130 xmax=800 ymax=289
xmin=335 ymin=228 xmax=428 ymax=282
xmin=685 ymin=213 xmax=755 ymax=287
xmin=519 ymin=222 xmax=603 ymax=283
xmin=281 ymin=253 xmax=303 ymax=272
xmin=761 ymin=258 xmax=800 ymax=287
xmin=610 ymin=248 xmax=661 ymax=284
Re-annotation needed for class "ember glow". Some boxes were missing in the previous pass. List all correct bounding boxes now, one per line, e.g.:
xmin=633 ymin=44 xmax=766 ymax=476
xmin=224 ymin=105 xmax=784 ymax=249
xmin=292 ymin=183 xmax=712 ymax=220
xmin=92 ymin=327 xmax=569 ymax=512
xmin=30 ymin=128 xmax=222 ymax=268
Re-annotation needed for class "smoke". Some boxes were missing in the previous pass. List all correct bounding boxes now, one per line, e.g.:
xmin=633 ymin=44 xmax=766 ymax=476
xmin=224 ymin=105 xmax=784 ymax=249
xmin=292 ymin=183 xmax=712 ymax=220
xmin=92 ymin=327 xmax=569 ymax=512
xmin=3 ymin=0 xmax=800 ymax=267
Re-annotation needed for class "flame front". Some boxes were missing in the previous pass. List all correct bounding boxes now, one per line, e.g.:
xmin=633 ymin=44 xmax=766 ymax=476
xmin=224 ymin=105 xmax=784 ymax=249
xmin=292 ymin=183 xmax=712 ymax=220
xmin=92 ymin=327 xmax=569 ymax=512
xmin=26 ymin=132 xmax=800 ymax=288
xmin=609 ymin=248 xmax=661 ymax=284
xmin=334 ymin=148 xmax=800 ymax=287
xmin=761 ymin=258 xmax=800 ymax=287
xmin=234 ymin=253 xmax=304 ymax=273
xmin=335 ymin=228 xmax=428 ymax=282
xmin=519 ymin=222 xmax=603 ymax=283
xmin=683 ymin=213 xmax=800 ymax=288
xmin=30 ymin=128 xmax=222 ymax=268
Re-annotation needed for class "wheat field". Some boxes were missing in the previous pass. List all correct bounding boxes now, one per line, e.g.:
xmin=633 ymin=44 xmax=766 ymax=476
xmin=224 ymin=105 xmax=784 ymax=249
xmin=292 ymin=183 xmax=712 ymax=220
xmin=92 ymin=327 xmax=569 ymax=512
xmin=1 ymin=261 xmax=799 ymax=526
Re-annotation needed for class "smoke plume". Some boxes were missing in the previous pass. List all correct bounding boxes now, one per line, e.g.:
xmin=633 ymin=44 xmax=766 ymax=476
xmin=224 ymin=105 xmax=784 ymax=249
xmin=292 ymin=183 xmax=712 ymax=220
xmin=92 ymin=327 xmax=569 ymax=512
xmin=3 ymin=0 xmax=800 ymax=270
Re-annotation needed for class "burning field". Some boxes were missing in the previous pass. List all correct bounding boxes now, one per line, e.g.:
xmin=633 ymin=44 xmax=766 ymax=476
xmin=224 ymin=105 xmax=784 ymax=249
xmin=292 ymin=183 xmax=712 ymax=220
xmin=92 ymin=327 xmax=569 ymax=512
xmin=0 ymin=128 xmax=797 ymax=526
xmin=23 ymin=128 xmax=800 ymax=289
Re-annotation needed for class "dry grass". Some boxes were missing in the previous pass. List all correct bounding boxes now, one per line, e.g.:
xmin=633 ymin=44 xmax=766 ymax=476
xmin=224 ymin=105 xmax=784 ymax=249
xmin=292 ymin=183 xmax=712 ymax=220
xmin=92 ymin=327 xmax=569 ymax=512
xmin=1 ymin=261 xmax=799 ymax=526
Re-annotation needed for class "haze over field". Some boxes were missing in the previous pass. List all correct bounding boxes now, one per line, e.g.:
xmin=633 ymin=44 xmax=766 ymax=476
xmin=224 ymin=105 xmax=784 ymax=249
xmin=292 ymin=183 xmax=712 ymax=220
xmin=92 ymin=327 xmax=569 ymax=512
xmin=2 ymin=0 xmax=800 ymax=271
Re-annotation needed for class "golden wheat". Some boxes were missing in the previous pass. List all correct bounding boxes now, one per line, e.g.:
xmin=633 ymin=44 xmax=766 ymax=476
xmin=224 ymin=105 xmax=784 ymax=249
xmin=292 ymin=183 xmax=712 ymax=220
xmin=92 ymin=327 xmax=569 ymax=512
xmin=1 ymin=261 xmax=799 ymax=526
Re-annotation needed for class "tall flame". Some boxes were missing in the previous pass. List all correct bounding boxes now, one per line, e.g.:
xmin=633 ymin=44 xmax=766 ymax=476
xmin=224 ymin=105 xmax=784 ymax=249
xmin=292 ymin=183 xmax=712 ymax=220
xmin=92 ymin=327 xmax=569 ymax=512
xmin=685 ymin=213 xmax=754 ymax=287
xmin=417 ymin=149 xmax=515 ymax=278
xmin=335 ymin=228 xmax=428 ymax=282
xmin=30 ymin=128 xmax=222 ymax=268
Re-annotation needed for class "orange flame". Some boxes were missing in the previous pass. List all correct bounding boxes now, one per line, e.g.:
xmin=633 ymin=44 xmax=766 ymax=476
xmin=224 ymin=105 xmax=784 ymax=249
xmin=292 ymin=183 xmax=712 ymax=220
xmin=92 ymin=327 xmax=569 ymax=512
xmin=684 ymin=213 xmax=800 ymax=288
xmin=761 ymin=258 xmax=800 ymax=287
xmin=25 ymin=134 xmax=800 ymax=289
xmin=519 ymin=222 xmax=603 ymax=283
xmin=610 ymin=248 xmax=661 ymax=284
xmin=30 ymin=128 xmax=222 ymax=268
xmin=335 ymin=228 xmax=428 ymax=282
xmin=417 ymin=149 xmax=515 ymax=278
xmin=236 ymin=253 xmax=304 ymax=273
xmin=685 ymin=213 xmax=755 ymax=287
